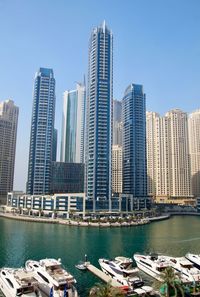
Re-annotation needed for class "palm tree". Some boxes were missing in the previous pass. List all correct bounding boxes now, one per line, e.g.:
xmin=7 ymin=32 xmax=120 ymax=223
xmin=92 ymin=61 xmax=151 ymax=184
xmin=89 ymin=282 xmax=126 ymax=297
xmin=160 ymin=267 xmax=184 ymax=297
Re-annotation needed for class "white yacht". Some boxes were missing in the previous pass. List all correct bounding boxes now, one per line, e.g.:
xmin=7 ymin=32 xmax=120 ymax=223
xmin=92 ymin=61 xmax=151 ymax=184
xmin=99 ymin=256 xmax=144 ymax=288
xmin=166 ymin=256 xmax=200 ymax=283
xmin=25 ymin=258 xmax=78 ymax=297
xmin=134 ymin=253 xmax=172 ymax=282
xmin=185 ymin=253 xmax=200 ymax=270
xmin=0 ymin=268 xmax=42 ymax=297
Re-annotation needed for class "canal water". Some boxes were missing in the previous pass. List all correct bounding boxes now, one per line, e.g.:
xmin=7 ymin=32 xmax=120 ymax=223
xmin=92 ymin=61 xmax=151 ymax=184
xmin=0 ymin=215 xmax=200 ymax=296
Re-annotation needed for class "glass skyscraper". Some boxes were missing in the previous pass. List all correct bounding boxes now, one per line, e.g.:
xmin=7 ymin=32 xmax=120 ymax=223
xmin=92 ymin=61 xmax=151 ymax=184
xmin=60 ymin=82 xmax=86 ymax=163
xmin=86 ymin=21 xmax=113 ymax=209
xmin=113 ymin=99 xmax=122 ymax=146
xmin=27 ymin=68 xmax=56 ymax=195
xmin=0 ymin=100 xmax=19 ymax=203
xmin=122 ymin=84 xmax=147 ymax=198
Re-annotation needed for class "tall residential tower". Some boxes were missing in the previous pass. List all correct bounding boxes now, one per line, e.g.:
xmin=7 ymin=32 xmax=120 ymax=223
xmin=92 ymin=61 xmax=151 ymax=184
xmin=27 ymin=68 xmax=56 ymax=195
xmin=188 ymin=110 xmax=200 ymax=197
xmin=146 ymin=109 xmax=191 ymax=198
xmin=60 ymin=82 xmax=86 ymax=163
xmin=122 ymin=84 xmax=147 ymax=198
xmin=0 ymin=100 xmax=19 ymax=203
xmin=86 ymin=21 xmax=113 ymax=209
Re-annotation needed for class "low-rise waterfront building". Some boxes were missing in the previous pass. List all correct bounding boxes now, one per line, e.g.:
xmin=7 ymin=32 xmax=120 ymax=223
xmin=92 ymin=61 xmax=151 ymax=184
xmin=6 ymin=192 xmax=151 ymax=215
xmin=7 ymin=192 xmax=86 ymax=217
xmin=154 ymin=195 xmax=196 ymax=206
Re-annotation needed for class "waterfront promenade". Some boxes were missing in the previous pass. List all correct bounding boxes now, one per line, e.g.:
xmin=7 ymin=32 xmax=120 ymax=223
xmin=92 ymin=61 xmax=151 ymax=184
xmin=0 ymin=211 xmax=170 ymax=227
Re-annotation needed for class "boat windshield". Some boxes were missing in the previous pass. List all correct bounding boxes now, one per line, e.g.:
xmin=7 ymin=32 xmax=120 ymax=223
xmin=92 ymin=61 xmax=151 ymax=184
xmin=16 ymin=286 xmax=34 ymax=295
xmin=157 ymin=266 xmax=168 ymax=272
xmin=120 ymin=263 xmax=132 ymax=270
xmin=47 ymin=265 xmax=62 ymax=271
xmin=180 ymin=263 xmax=193 ymax=269
xmin=54 ymin=284 xmax=70 ymax=291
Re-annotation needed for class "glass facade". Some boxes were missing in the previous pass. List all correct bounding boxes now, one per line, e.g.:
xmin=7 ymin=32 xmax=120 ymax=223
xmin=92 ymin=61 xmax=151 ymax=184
xmin=0 ymin=100 xmax=19 ymax=204
xmin=86 ymin=21 xmax=113 ymax=210
xmin=51 ymin=162 xmax=84 ymax=194
xmin=113 ymin=100 xmax=122 ymax=146
xmin=122 ymin=84 xmax=147 ymax=198
xmin=27 ymin=68 xmax=56 ymax=195
xmin=60 ymin=83 xmax=86 ymax=163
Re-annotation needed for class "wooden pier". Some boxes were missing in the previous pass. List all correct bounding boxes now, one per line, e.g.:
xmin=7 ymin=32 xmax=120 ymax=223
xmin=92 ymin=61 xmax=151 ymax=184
xmin=86 ymin=263 xmax=122 ymax=287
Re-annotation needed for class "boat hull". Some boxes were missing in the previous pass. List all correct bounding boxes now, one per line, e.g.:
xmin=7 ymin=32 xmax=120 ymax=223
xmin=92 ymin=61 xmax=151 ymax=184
xmin=134 ymin=259 xmax=162 ymax=282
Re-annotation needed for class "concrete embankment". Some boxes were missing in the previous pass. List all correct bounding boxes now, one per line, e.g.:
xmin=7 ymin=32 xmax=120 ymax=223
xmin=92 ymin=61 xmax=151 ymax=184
xmin=0 ymin=212 xmax=59 ymax=224
xmin=0 ymin=212 xmax=171 ymax=227
xmin=148 ymin=214 xmax=170 ymax=222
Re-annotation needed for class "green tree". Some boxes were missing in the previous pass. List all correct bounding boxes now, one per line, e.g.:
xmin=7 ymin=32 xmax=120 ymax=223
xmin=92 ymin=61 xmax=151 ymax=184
xmin=89 ymin=282 xmax=126 ymax=297
xmin=160 ymin=267 xmax=184 ymax=297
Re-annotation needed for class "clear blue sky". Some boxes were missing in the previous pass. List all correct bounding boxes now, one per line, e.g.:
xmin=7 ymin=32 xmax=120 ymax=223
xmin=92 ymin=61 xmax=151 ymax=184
xmin=0 ymin=0 xmax=200 ymax=191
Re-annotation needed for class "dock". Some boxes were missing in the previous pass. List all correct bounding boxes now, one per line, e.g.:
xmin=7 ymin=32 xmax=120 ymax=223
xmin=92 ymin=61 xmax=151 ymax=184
xmin=86 ymin=263 xmax=122 ymax=287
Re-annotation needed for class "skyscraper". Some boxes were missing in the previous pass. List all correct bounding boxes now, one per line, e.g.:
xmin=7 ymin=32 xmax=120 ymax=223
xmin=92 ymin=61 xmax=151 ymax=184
xmin=86 ymin=21 xmax=113 ymax=209
xmin=146 ymin=109 xmax=191 ymax=199
xmin=53 ymin=128 xmax=57 ymax=162
xmin=112 ymin=145 xmax=122 ymax=194
xmin=113 ymin=99 xmax=122 ymax=146
xmin=27 ymin=68 xmax=56 ymax=195
xmin=165 ymin=109 xmax=191 ymax=197
xmin=0 ymin=100 xmax=19 ymax=203
xmin=146 ymin=111 xmax=168 ymax=197
xmin=122 ymin=84 xmax=147 ymax=198
xmin=188 ymin=110 xmax=200 ymax=197
xmin=60 ymin=82 xmax=86 ymax=163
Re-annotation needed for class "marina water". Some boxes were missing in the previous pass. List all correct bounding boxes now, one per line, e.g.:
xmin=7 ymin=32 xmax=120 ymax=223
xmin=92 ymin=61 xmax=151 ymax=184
xmin=0 ymin=215 xmax=200 ymax=296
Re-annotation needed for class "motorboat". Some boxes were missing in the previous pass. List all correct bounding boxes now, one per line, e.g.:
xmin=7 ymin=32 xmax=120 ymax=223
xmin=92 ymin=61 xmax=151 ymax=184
xmin=185 ymin=253 xmax=200 ymax=270
xmin=0 ymin=267 xmax=42 ymax=297
xmin=25 ymin=258 xmax=78 ymax=297
xmin=166 ymin=256 xmax=200 ymax=283
xmin=99 ymin=256 xmax=144 ymax=288
xmin=134 ymin=253 xmax=172 ymax=282
xmin=75 ymin=262 xmax=87 ymax=271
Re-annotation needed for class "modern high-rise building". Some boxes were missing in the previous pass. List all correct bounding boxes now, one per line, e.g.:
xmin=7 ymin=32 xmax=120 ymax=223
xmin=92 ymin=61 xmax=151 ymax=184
xmin=146 ymin=111 xmax=159 ymax=197
xmin=146 ymin=109 xmax=191 ymax=198
xmin=122 ymin=84 xmax=147 ymax=198
xmin=165 ymin=109 xmax=191 ymax=197
xmin=112 ymin=145 xmax=122 ymax=194
xmin=27 ymin=68 xmax=56 ymax=195
xmin=146 ymin=111 xmax=168 ymax=197
xmin=85 ymin=21 xmax=113 ymax=209
xmin=113 ymin=99 xmax=122 ymax=146
xmin=188 ymin=110 xmax=200 ymax=197
xmin=0 ymin=100 xmax=19 ymax=203
xmin=60 ymin=82 xmax=86 ymax=163
xmin=53 ymin=128 xmax=57 ymax=162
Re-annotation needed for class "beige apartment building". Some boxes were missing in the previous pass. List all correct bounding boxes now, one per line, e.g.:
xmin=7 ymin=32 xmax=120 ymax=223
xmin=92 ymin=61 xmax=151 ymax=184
xmin=0 ymin=100 xmax=19 ymax=204
xmin=146 ymin=109 xmax=192 ymax=202
xmin=188 ymin=110 xmax=200 ymax=197
xmin=112 ymin=145 xmax=122 ymax=194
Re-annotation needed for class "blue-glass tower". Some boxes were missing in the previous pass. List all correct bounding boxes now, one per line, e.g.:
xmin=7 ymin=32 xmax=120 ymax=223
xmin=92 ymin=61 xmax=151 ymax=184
xmin=122 ymin=84 xmax=147 ymax=198
xmin=27 ymin=68 xmax=56 ymax=195
xmin=86 ymin=21 xmax=113 ymax=210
